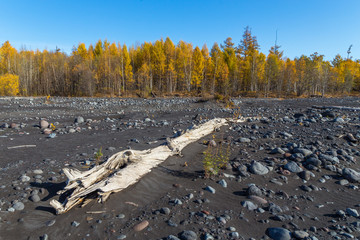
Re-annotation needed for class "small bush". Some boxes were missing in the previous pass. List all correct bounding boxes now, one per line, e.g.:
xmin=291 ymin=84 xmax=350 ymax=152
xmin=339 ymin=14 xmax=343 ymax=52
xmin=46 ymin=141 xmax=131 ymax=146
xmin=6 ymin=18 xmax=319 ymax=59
xmin=203 ymin=139 xmax=230 ymax=178
xmin=94 ymin=147 xmax=103 ymax=165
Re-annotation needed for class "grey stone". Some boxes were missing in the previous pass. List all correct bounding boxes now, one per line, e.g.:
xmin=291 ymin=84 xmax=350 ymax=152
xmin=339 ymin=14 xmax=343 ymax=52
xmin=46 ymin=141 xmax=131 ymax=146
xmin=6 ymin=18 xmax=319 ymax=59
xmin=167 ymin=235 xmax=181 ymax=240
xmin=333 ymin=117 xmax=345 ymax=123
xmin=117 ymin=234 xmax=127 ymax=239
xmin=293 ymin=230 xmax=309 ymax=239
xmin=160 ymin=207 xmax=171 ymax=215
xmin=205 ymin=186 xmax=216 ymax=194
xmin=342 ymin=168 xmax=360 ymax=182
xmin=19 ymin=175 xmax=30 ymax=182
xmin=305 ymin=157 xmax=322 ymax=167
xmin=319 ymin=154 xmax=339 ymax=164
xmin=299 ymin=170 xmax=311 ymax=181
xmin=180 ymin=230 xmax=197 ymax=240
xmin=46 ymin=219 xmax=56 ymax=226
xmin=293 ymin=148 xmax=312 ymax=157
xmin=271 ymin=147 xmax=285 ymax=154
xmin=266 ymin=227 xmax=291 ymax=240
xmin=203 ymin=233 xmax=214 ymax=240
xmin=12 ymin=202 xmax=25 ymax=211
xmin=250 ymin=161 xmax=269 ymax=175
xmin=229 ymin=232 xmax=240 ymax=239
xmin=40 ymin=234 xmax=49 ymax=240
xmin=284 ymin=161 xmax=303 ymax=173
xmin=71 ymin=221 xmax=80 ymax=227
xmin=33 ymin=169 xmax=43 ymax=174
xmin=338 ymin=179 xmax=349 ymax=185
xmin=217 ymin=179 xmax=227 ymax=188
xmin=346 ymin=208 xmax=359 ymax=217
xmin=75 ymin=116 xmax=84 ymax=124
xmin=241 ymin=200 xmax=258 ymax=211
xmin=247 ymin=184 xmax=262 ymax=196
xmin=29 ymin=194 xmax=40 ymax=203
xmin=238 ymin=137 xmax=251 ymax=143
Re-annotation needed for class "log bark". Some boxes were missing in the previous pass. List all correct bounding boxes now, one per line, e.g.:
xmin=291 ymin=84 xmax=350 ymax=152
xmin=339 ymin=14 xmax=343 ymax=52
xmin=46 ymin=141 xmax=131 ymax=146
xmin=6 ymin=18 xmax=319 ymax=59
xmin=50 ymin=118 xmax=244 ymax=214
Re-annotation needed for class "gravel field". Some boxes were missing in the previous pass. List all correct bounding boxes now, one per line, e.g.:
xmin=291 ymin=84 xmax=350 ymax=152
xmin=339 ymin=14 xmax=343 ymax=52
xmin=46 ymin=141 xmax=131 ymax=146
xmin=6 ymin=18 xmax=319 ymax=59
xmin=1 ymin=96 xmax=360 ymax=240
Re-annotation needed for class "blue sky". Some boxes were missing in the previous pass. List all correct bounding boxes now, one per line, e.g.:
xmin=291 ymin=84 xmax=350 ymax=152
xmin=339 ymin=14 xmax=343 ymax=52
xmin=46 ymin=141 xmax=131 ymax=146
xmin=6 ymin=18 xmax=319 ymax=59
xmin=0 ymin=0 xmax=359 ymax=60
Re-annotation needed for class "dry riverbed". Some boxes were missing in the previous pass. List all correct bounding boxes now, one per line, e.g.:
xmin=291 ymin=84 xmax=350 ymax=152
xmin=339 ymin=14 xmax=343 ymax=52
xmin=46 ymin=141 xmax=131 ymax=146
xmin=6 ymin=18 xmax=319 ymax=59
xmin=0 ymin=97 xmax=360 ymax=240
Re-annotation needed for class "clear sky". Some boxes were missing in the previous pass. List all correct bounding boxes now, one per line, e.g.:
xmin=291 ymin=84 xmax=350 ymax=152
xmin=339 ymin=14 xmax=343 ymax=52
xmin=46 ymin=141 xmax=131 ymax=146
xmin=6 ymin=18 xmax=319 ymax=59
xmin=1 ymin=0 xmax=359 ymax=60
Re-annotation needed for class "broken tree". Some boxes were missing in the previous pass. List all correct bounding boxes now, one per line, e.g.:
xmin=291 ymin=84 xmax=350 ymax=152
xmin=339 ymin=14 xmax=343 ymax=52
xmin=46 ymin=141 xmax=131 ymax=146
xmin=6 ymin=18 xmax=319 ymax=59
xmin=50 ymin=117 xmax=244 ymax=214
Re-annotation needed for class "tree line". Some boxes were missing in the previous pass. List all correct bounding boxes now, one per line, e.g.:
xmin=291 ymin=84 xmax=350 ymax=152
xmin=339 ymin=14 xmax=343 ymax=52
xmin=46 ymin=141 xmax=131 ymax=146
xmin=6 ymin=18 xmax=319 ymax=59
xmin=0 ymin=27 xmax=359 ymax=97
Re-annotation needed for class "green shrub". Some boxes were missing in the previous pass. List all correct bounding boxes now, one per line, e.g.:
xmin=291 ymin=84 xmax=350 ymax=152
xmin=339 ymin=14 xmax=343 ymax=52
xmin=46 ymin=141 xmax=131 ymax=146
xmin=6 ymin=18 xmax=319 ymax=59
xmin=203 ymin=139 xmax=230 ymax=178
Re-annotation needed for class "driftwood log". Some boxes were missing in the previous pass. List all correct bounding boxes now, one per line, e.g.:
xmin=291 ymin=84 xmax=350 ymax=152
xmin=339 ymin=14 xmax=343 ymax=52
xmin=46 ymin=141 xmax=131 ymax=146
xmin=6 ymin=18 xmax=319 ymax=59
xmin=50 ymin=117 xmax=244 ymax=214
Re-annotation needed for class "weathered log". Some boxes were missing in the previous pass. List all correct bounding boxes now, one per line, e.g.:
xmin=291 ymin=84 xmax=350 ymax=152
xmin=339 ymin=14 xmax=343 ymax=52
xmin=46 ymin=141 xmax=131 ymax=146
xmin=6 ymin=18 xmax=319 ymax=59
xmin=50 ymin=118 xmax=244 ymax=214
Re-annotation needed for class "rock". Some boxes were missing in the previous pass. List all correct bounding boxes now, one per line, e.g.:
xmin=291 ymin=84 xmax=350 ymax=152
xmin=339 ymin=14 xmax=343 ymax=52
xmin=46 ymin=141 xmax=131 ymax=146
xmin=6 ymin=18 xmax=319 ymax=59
xmin=167 ymin=235 xmax=181 ymax=240
xmin=205 ymin=186 xmax=216 ymax=194
xmin=217 ymin=179 xmax=227 ymax=188
xmin=40 ymin=120 xmax=49 ymax=129
xmin=293 ymin=148 xmax=312 ymax=157
xmin=241 ymin=200 xmax=258 ymax=211
xmin=321 ymin=110 xmax=335 ymax=118
xmin=250 ymin=161 xmax=269 ymax=175
xmin=12 ymin=202 xmax=25 ymax=211
xmin=180 ymin=230 xmax=197 ymax=240
xmin=293 ymin=230 xmax=309 ymax=239
xmin=346 ymin=208 xmax=359 ymax=217
xmin=345 ymin=133 xmax=357 ymax=143
xmin=284 ymin=161 xmax=303 ymax=173
xmin=299 ymin=170 xmax=311 ymax=181
xmin=29 ymin=194 xmax=40 ymax=202
xmin=338 ymin=179 xmax=349 ymax=186
xmin=271 ymin=147 xmax=285 ymax=154
xmin=248 ymin=195 xmax=267 ymax=204
xmin=305 ymin=157 xmax=322 ymax=167
xmin=19 ymin=175 xmax=30 ymax=182
xmin=319 ymin=154 xmax=339 ymax=164
xmin=333 ymin=117 xmax=345 ymax=123
xmin=203 ymin=233 xmax=214 ymax=240
xmin=229 ymin=232 xmax=240 ymax=238
xmin=342 ymin=168 xmax=360 ymax=182
xmin=247 ymin=184 xmax=262 ymax=196
xmin=268 ymin=203 xmax=283 ymax=214
xmin=239 ymin=137 xmax=251 ymax=143
xmin=300 ymin=185 xmax=312 ymax=192
xmin=117 ymin=234 xmax=127 ymax=239
xmin=71 ymin=221 xmax=80 ymax=227
xmin=133 ymin=220 xmax=149 ymax=231
xmin=169 ymin=198 xmax=183 ymax=205
xmin=266 ymin=227 xmax=291 ymax=240
xmin=68 ymin=128 xmax=76 ymax=133
xmin=160 ymin=207 xmax=171 ymax=215
xmin=116 ymin=214 xmax=125 ymax=219
xmin=40 ymin=234 xmax=49 ymax=240
xmin=294 ymin=113 xmax=306 ymax=119
xmin=46 ymin=219 xmax=56 ymax=226
xmin=75 ymin=116 xmax=84 ymax=124
xmin=33 ymin=169 xmax=43 ymax=174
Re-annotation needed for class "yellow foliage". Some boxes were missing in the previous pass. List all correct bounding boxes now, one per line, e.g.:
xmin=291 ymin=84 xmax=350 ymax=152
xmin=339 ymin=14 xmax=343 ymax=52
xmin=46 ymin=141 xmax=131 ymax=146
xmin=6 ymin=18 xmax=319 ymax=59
xmin=0 ymin=73 xmax=19 ymax=96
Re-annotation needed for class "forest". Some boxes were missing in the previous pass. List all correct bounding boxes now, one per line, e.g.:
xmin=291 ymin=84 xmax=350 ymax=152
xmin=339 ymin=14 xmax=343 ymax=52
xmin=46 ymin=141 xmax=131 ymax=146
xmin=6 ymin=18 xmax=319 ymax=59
xmin=0 ymin=27 xmax=359 ymax=98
